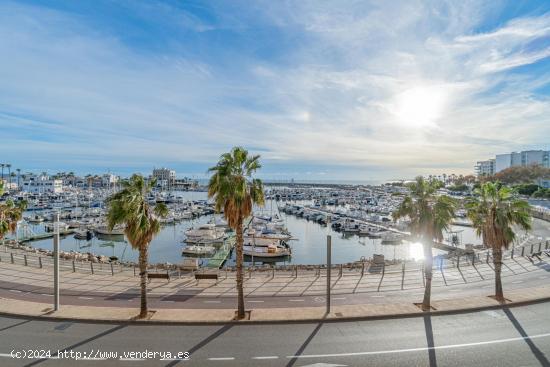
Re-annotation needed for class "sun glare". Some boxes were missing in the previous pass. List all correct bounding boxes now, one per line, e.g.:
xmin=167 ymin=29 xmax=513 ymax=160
xmin=393 ymin=85 xmax=448 ymax=127
xmin=408 ymin=242 xmax=425 ymax=260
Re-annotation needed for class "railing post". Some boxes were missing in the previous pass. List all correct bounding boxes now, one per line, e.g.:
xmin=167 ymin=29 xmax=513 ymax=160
xmin=511 ymin=247 xmax=514 ymax=259
xmin=10 ymin=253 xmax=14 ymax=264
xmin=38 ymin=257 xmax=42 ymax=268
xmin=538 ymin=242 xmax=542 ymax=253
xmin=486 ymin=252 xmax=490 ymax=263
xmin=521 ymin=246 xmax=525 ymax=257
xmin=295 ymin=265 xmax=298 ymax=278
xmin=272 ymin=266 xmax=275 ymax=278
xmin=72 ymin=260 xmax=76 ymax=272
xmin=546 ymin=241 xmax=549 ymax=250
xmin=133 ymin=265 xmax=136 ymax=276
xmin=361 ymin=261 xmax=365 ymax=277
xmin=401 ymin=262 xmax=405 ymax=290
xmin=24 ymin=254 xmax=27 ymax=266
xmin=90 ymin=262 xmax=94 ymax=275
xmin=422 ymin=263 xmax=425 ymax=287
xmin=110 ymin=262 xmax=114 ymax=276
xmin=339 ymin=264 xmax=343 ymax=278
xmin=471 ymin=253 xmax=475 ymax=266
xmin=530 ymin=243 xmax=534 ymax=254
xmin=457 ymin=255 xmax=460 ymax=268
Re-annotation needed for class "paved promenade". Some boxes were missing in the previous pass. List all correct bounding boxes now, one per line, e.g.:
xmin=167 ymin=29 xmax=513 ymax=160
xmin=0 ymin=242 xmax=549 ymax=323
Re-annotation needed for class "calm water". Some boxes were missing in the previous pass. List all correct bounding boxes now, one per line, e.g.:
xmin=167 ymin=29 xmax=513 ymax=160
xmin=19 ymin=192 xmax=483 ymax=266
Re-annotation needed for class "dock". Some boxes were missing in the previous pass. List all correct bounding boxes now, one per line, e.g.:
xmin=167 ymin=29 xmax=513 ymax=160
xmin=205 ymin=235 xmax=236 ymax=269
xmin=19 ymin=230 xmax=75 ymax=243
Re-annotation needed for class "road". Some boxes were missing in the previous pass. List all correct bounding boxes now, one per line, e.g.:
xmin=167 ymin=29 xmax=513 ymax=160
xmin=1 ymin=301 xmax=549 ymax=366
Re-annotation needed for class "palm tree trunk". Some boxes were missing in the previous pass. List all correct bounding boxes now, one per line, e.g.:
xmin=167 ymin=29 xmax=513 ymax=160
xmin=422 ymin=243 xmax=433 ymax=311
xmin=493 ymin=246 xmax=504 ymax=302
xmin=235 ymin=217 xmax=245 ymax=319
xmin=138 ymin=245 xmax=149 ymax=318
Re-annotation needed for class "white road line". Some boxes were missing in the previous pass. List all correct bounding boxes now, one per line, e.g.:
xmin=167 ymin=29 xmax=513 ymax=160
xmin=333 ymin=297 xmax=347 ymax=300
xmin=208 ymin=357 xmax=235 ymax=361
xmin=9 ymin=289 xmax=21 ymax=293
xmin=78 ymin=297 xmax=93 ymax=300
xmin=41 ymin=293 xmax=53 ymax=297
xmin=288 ymin=299 xmax=304 ymax=302
xmin=448 ymin=289 xmax=462 ymax=292
xmin=286 ymin=331 xmax=550 ymax=359
xmin=247 ymin=300 xmax=264 ymax=303
xmin=204 ymin=300 xmax=221 ymax=303
xmin=512 ymin=281 xmax=523 ymax=284
xmin=253 ymin=356 xmax=279 ymax=360
xmin=371 ymin=295 xmax=385 ymax=298
xmin=161 ymin=300 xmax=175 ymax=303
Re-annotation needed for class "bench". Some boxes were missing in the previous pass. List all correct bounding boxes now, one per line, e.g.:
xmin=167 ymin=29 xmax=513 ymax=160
xmin=194 ymin=272 xmax=219 ymax=281
xmin=147 ymin=272 xmax=170 ymax=282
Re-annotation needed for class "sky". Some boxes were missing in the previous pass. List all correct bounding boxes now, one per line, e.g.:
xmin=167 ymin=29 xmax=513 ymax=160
xmin=1 ymin=0 xmax=550 ymax=182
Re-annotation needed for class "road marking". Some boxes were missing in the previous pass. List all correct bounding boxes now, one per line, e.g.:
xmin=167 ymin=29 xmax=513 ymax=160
xmin=333 ymin=297 xmax=347 ymax=300
xmin=286 ymin=331 xmax=550 ymax=359
xmin=9 ymin=289 xmax=21 ymax=293
xmin=448 ymin=289 xmax=462 ymax=292
xmin=253 ymin=356 xmax=279 ymax=360
xmin=288 ymin=299 xmax=305 ymax=302
xmin=161 ymin=300 xmax=175 ymax=303
xmin=208 ymin=357 xmax=235 ymax=361
xmin=512 ymin=281 xmax=523 ymax=284
xmin=247 ymin=300 xmax=264 ymax=303
xmin=78 ymin=297 xmax=93 ymax=300
xmin=371 ymin=295 xmax=384 ymax=298
xmin=41 ymin=293 xmax=53 ymax=297
xmin=204 ymin=300 xmax=221 ymax=303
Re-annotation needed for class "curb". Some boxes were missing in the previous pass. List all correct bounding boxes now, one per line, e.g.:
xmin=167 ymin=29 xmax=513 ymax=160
xmin=1 ymin=296 xmax=550 ymax=326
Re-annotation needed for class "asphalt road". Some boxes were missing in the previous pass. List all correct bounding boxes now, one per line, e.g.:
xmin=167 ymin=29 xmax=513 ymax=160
xmin=1 ymin=301 xmax=549 ymax=367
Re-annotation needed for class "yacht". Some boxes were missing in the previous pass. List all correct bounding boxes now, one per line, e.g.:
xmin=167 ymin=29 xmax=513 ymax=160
xmin=181 ymin=244 xmax=216 ymax=256
xmin=243 ymin=242 xmax=291 ymax=258
xmin=184 ymin=223 xmax=226 ymax=244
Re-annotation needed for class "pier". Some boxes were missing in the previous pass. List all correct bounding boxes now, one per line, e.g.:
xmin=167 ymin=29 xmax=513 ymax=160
xmin=19 ymin=229 xmax=75 ymax=243
xmin=205 ymin=235 xmax=236 ymax=268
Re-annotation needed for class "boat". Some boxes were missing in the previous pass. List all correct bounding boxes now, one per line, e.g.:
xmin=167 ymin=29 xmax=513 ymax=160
xmin=44 ymin=222 xmax=69 ymax=232
xmin=27 ymin=215 xmax=45 ymax=224
xmin=94 ymin=226 xmax=125 ymax=236
xmin=74 ymin=229 xmax=93 ymax=241
xmin=381 ymin=231 xmax=403 ymax=245
xmin=184 ymin=224 xmax=226 ymax=244
xmin=181 ymin=245 xmax=216 ymax=256
xmin=243 ymin=243 xmax=291 ymax=258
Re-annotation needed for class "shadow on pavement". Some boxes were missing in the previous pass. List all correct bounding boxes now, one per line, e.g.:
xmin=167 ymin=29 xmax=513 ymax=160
xmin=24 ymin=324 xmax=127 ymax=367
xmin=423 ymin=315 xmax=437 ymax=367
xmin=286 ymin=322 xmax=323 ymax=367
xmin=165 ymin=324 xmax=233 ymax=367
xmin=0 ymin=318 xmax=33 ymax=332
xmin=502 ymin=307 xmax=550 ymax=367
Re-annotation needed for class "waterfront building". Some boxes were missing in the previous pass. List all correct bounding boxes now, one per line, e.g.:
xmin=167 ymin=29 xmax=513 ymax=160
xmin=478 ymin=150 xmax=550 ymax=175
xmin=152 ymin=167 xmax=176 ymax=189
xmin=475 ymin=159 xmax=495 ymax=176
xmin=22 ymin=174 xmax=63 ymax=193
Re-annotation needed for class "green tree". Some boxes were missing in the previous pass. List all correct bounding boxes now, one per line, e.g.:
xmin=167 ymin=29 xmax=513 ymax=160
xmin=0 ymin=182 xmax=27 ymax=244
xmin=393 ymin=176 xmax=457 ymax=311
xmin=208 ymin=147 xmax=264 ymax=319
xmin=106 ymin=174 xmax=168 ymax=318
xmin=466 ymin=182 xmax=531 ymax=302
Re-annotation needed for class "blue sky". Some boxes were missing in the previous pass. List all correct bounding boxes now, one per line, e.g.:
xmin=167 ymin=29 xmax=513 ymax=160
xmin=1 ymin=0 xmax=550 ymax=181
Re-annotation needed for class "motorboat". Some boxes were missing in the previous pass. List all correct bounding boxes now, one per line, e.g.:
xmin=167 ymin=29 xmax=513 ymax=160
xmin=181 ymin=245 xmax=216 ymax=256
xmin=243 ymin=243 xmax=291 ymax=258
xmin=184 ymin=223 xmax=226 ymax=244
xmin=381 ymin=231 xmax=403 ymax=245
xmin=74 ymin=229 xmax=93 ymax=241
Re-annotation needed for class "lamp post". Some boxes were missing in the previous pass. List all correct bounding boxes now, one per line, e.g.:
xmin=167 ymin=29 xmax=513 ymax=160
xmin=326 ymin=234 xmax=332 ymax=315
xmin=53 ymin=212 xmax=60 ymax=311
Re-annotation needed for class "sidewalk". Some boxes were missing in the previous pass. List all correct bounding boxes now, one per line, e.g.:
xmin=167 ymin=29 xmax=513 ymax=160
xmin=1 ymin=285 xmax=550 ymax=324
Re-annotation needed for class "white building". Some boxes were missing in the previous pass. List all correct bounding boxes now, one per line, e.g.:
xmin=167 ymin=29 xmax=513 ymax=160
xmin=101 ymin=174 xmax=119 ymax=188
xmin=152 ymin=168 xmax=176 ymax=188
xmin=488 ymin=150 xmax=550 ymax=174
xmin=475 ymin=159 xmax=495 ymax=176
xmin=22 ymin=175 xmax=63 ymax=193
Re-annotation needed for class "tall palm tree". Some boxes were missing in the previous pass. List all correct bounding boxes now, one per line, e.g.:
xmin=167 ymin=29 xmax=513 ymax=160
xmin=465 ymin=182 xmax=531 ymax=302
xmin=6 ymin=164 xmax=11 ymax=188
xmin=106 ymin=174 xmax=168 ymax=318
xmin=0 ymin=182 xmax=27 ymax=245
xmin=393 ymin=176 xmax=457 ymax=311
xmin=16 ymin=169 xmax=21 ymax=190
xmin=208 ymin=147 xmax=264 ymax=319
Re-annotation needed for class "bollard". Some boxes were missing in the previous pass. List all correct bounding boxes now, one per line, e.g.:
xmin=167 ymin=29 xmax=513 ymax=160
xmin=339 ymin=264 xmax=343 ymax=278
xmin=530 ymin=243 xmax=534 ymax=254
xmin=521 ymin=246 xmax=525 ymax=257
xmin=457 ymin=255 xmax=460 ymax=268
xmin=471 ymin=253 xmax=475 ymax=266
xmin=511 ymin=247 xmax=514 ymax=259
xmin=133 ymin=265 xmax=136 ymax=276
xmin=90 ymin=262 xmax=94 ymax=275
xmin=10 ymin=253 xmax=14 ymax=264
xmin=440 ymin=257 xmax=443 ymax=270
xmin=38 ymin=257 xmax=42 ymax=268
xmin=295 ymin=265 xmax=298 ymax=278
xmin=546 ymin=241 xmax=549 ymax=250
xmin=486 ymin=252 xmax=490 ymax=263
xmin=110 ymin=263 xmax=114 ymax=276
xmin=72 ymin=260 xmax=76 ymax=272
xmin=361 ymin=262 xmax=365 ymax=277
xmin=24 ymin=254 xmax=27 ymax=266
xmin=272 ymin=266 xmax=275 ymax=278
xmin=401 ymin=263 xmax=405 ymax=290
xmin=538 ymin=242 xmax=542 ymax=253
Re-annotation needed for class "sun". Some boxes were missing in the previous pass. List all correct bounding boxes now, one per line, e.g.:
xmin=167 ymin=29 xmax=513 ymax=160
xmin=393 ymin=85 xmax=448 ymax=128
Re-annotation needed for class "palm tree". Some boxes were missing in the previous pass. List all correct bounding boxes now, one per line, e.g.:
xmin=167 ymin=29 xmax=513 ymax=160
xmin=6 ymin=164 xmax=11 ymax=188
xmin=208 ymin=147 xmax=264 ymax=319
xmin=465 ymin=182 xmax=531 ymax=302
xmin=0 ymin=182 xmax=27 ymax=245
xmin=106 ymin=174 xmax=168 ymax=318
xmin=16 ymin=169 xmax=21 ymax=190
xmin=393 ymin=176 xmax=457 ymax=311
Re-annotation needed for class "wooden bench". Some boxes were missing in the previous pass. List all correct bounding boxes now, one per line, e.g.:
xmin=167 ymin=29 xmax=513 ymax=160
xmin=194 ymin=272 xmax=218 ymax=281
xmin=147 ymin=272 xmax=170 ymax=282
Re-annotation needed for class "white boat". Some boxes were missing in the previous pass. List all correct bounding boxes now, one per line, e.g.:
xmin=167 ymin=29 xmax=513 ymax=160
xmin=181 ymin=245 xmax=216 ymax=256
xmin=243 ymin=244 xmax=291 ymax=258
xmin=94 ymin=226 xmax=125 ymax=236
xmin=184 ymin=223 xmax=226 ymax=244
xmin=381 ymin=231 xmax=403 ymax=245
xmin=44 ymin=222 xmax=69 ymax=232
